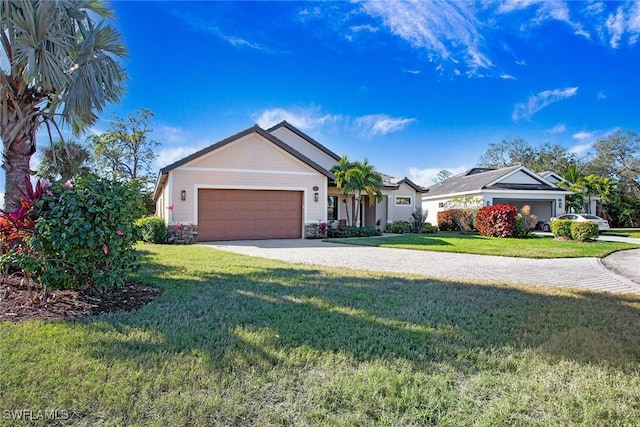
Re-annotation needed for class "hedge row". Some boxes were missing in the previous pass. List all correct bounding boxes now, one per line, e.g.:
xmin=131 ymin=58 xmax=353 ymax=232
xmin=551 ymin=219 xmax=599 ymax=241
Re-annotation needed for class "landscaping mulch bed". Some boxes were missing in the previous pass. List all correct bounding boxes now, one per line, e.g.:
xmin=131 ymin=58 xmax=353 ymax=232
xmin=0 ymin=278 xmax=162 ymax=323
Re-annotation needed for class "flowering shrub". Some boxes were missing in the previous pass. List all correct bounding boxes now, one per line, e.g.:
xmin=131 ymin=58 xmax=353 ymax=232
xmin=33 ymin=176 xmax=144 ymax=293
xmin=476 ymin=204 xmax=518 ymax=237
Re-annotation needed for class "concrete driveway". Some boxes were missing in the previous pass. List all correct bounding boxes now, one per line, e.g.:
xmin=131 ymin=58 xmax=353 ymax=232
xmin=204 ymin=237 xmax=640 ymax=295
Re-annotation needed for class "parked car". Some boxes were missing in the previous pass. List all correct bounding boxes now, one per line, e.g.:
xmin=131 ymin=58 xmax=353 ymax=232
xmin=542 ymin=214 xmax=610 ymax=232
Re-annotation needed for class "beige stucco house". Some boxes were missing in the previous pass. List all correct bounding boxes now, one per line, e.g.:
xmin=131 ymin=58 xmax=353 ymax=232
xmin=153 ymin=121 xmax=424 ymax=241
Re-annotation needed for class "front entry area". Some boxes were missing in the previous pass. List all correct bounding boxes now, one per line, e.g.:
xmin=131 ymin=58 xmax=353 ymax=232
xmin=198 ymin=189 xmax=303 ymax=241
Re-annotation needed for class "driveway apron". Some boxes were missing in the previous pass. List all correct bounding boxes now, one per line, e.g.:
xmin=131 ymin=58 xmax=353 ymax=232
xmin=204 ymin=239 xmax=640 ymax=295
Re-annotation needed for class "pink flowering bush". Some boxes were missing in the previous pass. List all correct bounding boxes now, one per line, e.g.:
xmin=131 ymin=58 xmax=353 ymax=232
xmin=33 ymin=176 xmax=144 ymax=293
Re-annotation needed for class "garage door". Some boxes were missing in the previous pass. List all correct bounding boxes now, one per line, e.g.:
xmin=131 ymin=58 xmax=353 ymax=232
xmin=198 ymin=189 xmax=303 ymax=241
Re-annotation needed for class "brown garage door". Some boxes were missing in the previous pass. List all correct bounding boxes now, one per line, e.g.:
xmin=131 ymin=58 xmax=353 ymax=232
xmin=198 ymin=189 xmax=303 ymax=241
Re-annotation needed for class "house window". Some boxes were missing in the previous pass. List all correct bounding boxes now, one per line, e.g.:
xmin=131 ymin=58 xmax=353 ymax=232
xmin=395 ymin=196 xmax=412 ymax=205
xmin=327 ymin=196 xmax=338 ymax=220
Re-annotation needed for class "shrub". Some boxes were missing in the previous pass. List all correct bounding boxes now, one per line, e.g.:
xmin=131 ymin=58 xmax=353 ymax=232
xmin=33 ymin=176 xmax=144 ymax=293
xmin=551 ymin=219 xmax=573 ymax=239
xmin=438 ymin=209 xmax=473 ymax=232
xmin=515 ymin=217 xmax=534 ymax=238
xmin=136 ymin=216 xmax=167 ymax=243
xmin=327 ymin=226 xmax=381 ymax=238
xmin=422 ymin=222 xmax=438 ymax=233
xmin=476 ymin=204 xmax=518 ymax=237
xmin=571 ymin=222 xmax=599 ymax=242
xmin=385 ymin=221 xmax=412 ymax=234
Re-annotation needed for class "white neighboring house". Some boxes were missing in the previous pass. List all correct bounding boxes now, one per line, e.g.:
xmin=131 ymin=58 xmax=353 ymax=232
xmin=422 ymin=165 xmax=570 ymax=228
xmin=153 ymin=121 xmax=425 ymax=241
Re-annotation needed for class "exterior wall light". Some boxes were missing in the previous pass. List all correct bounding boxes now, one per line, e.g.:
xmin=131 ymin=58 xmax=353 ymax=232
xmin=181 ymin=190 xmax=186 ymax=201
xmin=314 ymin=192 xmax=319 ymax=202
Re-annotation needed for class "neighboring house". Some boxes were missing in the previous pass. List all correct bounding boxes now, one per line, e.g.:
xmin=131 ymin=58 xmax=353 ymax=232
xmin=153 ymin=121 xmax=425 ymax=241
xmin=422 ymin=165 xmax=569 ymax=226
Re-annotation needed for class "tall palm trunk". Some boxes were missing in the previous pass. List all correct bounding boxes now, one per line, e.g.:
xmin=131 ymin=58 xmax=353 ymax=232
xmin=2 ymin=98 xmax=38 ymax=211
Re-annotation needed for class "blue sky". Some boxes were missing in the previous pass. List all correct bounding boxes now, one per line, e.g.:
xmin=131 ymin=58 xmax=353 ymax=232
xmin=36 ymin=1 xmax=640 ymax=187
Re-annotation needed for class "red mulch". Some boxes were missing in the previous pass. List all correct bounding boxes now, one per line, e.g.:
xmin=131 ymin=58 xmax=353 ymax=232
xmin=0 ymin=277 xmax=162 ymax=323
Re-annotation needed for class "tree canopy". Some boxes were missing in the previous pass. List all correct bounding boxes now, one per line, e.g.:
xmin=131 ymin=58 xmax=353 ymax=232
xmin=0 ymin=0 xmax=127 ymax=210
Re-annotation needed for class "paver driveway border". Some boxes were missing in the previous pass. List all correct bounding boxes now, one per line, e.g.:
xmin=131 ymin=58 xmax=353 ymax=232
xmin=204 ymin=238 xmax=640 ymax=295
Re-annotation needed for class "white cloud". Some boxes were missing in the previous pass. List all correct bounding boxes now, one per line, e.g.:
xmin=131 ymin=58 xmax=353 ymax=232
xmin=568 ymin=142 xmax=593 ymax=155
xmin=498 ymin=0 xmax=590 ymax=39
xmin=350 ymin=24 xmax=378 ymax=33
xmin=403 ymin=69 xmax=421 ymax=75
xmin=359 ymin=0 xmax=492 ymax=75
xmin=512 ymin=86 xmax=578 ymax=121
xmin=547 ymin=124 xmax=566 ymax=134
xmin=158 ymin=125 xmax=186 ymax=144
xmin=601 ymin=1 xmax=640 ymax=48
xmin=572 ymin=130 xmax=595 ymax=141
xmin=597 ymin=90 xmax=607 ymax=100
xmin=355 ymin=114 xmax=416 ymax=136
xmin=254 ymin=107 xmax=340 ymax=130
xmin=155 ymin=145 xmax=204 ymax=169
xmin=606 ymin=6 xmax=626 ymax=48
xmin=407 ymin=165 xmax=468 ymax=187
xmin=500 ymin=73 xmax=516 ymax=80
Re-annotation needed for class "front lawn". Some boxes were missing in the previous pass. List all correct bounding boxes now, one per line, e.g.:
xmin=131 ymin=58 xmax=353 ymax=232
xmin=326 ymin=232 xmax=640 ymax=258
xmin=2 ymin=244 xmax=640 ymax=425
xmin=603 ymin=228 xmax=640 ymax=238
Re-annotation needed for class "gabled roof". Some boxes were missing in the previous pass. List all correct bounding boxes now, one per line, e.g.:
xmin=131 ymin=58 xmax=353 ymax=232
xmin=424 ymin=165 xmax=565 ymax=198
xmin=267 ymin=120 xmax=341 ymax=162
xmin=154 ymin=125 xmax=335 ymax=199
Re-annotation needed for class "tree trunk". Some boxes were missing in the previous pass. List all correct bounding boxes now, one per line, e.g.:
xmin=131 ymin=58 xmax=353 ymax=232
xmin=2 ymin=113 xmax=37 ymax=212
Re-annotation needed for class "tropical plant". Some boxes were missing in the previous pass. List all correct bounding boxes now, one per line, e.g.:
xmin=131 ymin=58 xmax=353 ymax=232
xmin=37 ymin=139 xmax=92 ymax=181
xmin=331 ymin=156 xmax=383 ymax=227
xmin=331 ymin=155 xmax=355 ymax=226
xmin=346 ymin=159 xmax=383 ymax=227
xmin=0 ymin=1 xmax=127 ymax=210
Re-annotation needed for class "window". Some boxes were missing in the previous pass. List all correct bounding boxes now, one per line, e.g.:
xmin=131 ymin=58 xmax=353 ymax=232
xmin=438 ymin=202 xmax=444 ymax=208
xmin=395 ymin=196 xmax=412 ymax=205
xmin=327 ymin=196 xmax=338 ymax=220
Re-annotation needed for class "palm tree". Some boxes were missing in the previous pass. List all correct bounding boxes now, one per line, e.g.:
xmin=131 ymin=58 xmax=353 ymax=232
xmin=0 ymin=1 xmax=127 ymax=210
xmin=331 ymin=155 xmax=356 ymax=226
xmin=345 ymin=159 xmax=383 ymax=227
xmin=37 ymin=139 xmax=91 ymax=181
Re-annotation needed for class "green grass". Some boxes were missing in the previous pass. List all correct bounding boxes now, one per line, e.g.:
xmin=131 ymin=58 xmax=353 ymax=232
xmin=603 ymin=228 xmax=640 ymax=238
xmin=326 ymin=232 xmax=639 ymax=258
xmin=2 ymin=244 xmax=640 ymax=426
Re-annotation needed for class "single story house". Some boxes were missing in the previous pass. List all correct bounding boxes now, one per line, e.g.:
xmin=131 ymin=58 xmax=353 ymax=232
xmin=539 ymin=171 xmax=601 ymax=216
xmin=422 ymin=165 xmax=570 ymax=226
xmin=153 ymin=121 xmax=425 ymax=241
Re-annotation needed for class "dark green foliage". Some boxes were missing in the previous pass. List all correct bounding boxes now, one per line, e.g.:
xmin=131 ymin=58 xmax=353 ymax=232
xmin=327 ymin=226 xmax=381 ymax=238
xmin=422 ymin=222 xmax=438 ymax=233
xmin=33 ymin=176 xmax=144 ymax=292
xmin=514 ymin=217 xmax=533 ymax=238
xmin=551 ymin=219 xmax=573 ymax=238
xmin=385 ymin=221 xmax=412 ymax=234
xmin=476 ymin=205 xmax=518 ymax=238
xmin=570 ymin=222 xmax=599 ymax=242
xmin=135 ymin=216 xmax=167 ymax=243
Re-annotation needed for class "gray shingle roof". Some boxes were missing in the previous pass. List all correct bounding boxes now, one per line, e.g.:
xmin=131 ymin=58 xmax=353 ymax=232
xmin=424 ymin=165 xmax=562 ymax=197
